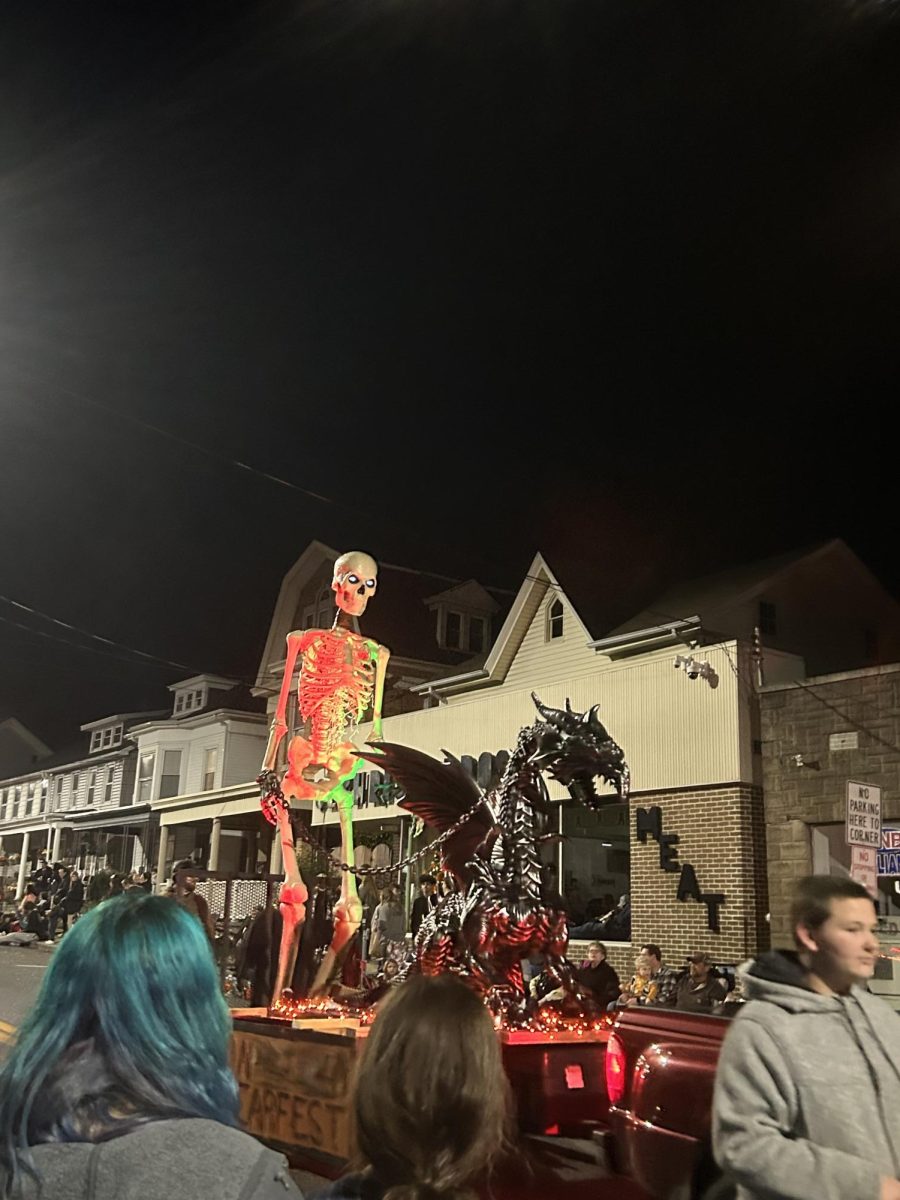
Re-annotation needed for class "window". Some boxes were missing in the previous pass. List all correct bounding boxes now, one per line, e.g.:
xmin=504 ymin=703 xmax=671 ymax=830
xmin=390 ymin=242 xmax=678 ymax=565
xmin=469 ymin=617 xmax=485 ymax=654
xmin=445 ymin=610 xmax=462 ymax=649
xmin=758 ymin=600 xmax=777 ymax=636
xmin=86 ymin=771 xmax=97 ymax=806
xmin=174 ymin=689 xmax=205 ymax=715
xmin=159 ymin=750 xmax=182 ymax=799
xmin=38 ymin=779 xmax=47 ymax=814
xmin=90 ymin=723 xmax=123 ymax=752
xmin=104 ymin=765 xmax=115 ymax=804
xmin=136 ymin=753 xmax=155 ymax=804
xmin=70 ymin=775 xmax=80 ymax=806
xmin=54 ymin=777 xmax=64 ymax=809
xmin=547 ymin=598 xmax=564 ymax=640
xmin=302 ymin=586 xmax=334 ymax=629
xmin=174 ymin=694 xmax=184 ymax=714
xmin=25 ymin=783 xmax=35 ymax=815
xmin=202 ymin=747 xmax=218 ymax=791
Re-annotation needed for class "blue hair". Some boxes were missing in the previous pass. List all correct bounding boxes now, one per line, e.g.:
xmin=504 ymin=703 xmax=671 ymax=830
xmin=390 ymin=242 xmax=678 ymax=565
xmin=0 ymin=893 xmax=238 ymax=1198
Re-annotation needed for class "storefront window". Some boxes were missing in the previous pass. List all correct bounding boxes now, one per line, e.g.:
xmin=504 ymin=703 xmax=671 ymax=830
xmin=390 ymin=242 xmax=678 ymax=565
xmin=561 ymin=801 xmax=630 ymax=936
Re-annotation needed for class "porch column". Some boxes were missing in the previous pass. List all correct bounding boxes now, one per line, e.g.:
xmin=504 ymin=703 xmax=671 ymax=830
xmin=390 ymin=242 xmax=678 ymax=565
xmin=16 ymin=831 xmax=31 ymax=897
xmin=50 ymin=825 xmax=62 ymax=862
xmin=208 ymin=818 xmax=222 ymax=871
xmin=155 ymin=824 xmax=170 ymax=887
xmin=268 ymin=829 xmax=282 ymax=875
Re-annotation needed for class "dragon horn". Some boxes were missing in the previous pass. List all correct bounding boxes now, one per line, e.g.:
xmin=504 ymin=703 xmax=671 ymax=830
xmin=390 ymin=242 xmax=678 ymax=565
xmin=582 ymin=704 xmax=604 ymax=730
xmin=532 ymin=693 xmax=568 ymax=728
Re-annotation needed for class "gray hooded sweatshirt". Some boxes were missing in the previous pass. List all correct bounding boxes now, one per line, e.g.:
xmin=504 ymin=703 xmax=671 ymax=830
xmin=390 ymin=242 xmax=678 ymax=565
xmin=713 ymin=950 xmax=900 ymax=1200
xmin=11 ymin=1118 xmax=304 ymax=1200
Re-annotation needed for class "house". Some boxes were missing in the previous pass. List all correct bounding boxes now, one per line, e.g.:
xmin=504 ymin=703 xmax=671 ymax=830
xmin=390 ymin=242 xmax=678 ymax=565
xmin=133 ymin=675 xmax=267 ymax=881
xmin=0 ymin=708 xmax=167 ymax=898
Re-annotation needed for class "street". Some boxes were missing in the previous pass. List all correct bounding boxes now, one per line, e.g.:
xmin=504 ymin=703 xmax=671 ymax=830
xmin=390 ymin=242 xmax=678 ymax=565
xmin=0 ymin=944 xmax=52 ymax=1060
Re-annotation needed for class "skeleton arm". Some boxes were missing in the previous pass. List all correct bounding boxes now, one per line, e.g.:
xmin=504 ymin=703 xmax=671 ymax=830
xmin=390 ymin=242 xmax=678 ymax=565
xmin=369 ymin=642 xmax=391 ymax=740
xmin=261 ymin=631 xmax=310 ymax=772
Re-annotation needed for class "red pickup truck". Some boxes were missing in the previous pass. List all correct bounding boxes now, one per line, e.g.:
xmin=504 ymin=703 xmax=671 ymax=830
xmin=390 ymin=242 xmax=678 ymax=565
xmin=603 ymin=1005 xmax=734 ymax=1199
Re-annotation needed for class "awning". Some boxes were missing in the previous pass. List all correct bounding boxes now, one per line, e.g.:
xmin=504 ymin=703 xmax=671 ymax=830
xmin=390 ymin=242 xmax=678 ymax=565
xmin=65 ymin=808 xmax=154 ymax=833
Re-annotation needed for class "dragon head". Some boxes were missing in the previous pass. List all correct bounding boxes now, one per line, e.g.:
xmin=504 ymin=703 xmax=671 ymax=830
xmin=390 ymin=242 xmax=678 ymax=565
xmin=530 ymin=693 xmax=630 ymax=810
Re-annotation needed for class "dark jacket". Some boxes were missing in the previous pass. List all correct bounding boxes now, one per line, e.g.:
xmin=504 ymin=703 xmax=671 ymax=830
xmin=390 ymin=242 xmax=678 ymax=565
xmin=574 ymin=959 xmax=620 ymax=1007
xmin=62 ymin=880 xmax=85 ymax=914
xmin=410 ymin=893 xmax=436 ymax=936
xmin=673 ymin=969 xmax=728 ymax=1013
xmin=17 ymin=1118 xmax=304 ymax=1200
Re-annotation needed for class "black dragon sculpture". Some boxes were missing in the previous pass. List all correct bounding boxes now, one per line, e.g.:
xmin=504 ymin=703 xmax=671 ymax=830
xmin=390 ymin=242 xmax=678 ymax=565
xmin=358 ymin=693 xmax=629 ymax=1015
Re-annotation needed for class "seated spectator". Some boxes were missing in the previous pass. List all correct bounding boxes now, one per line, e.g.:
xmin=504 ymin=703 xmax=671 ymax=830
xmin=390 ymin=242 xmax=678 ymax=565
xmin=319 ymin=974 xmax=511 ymax=1200
xmin=612 ymin=953 xmax=659 ymax=1009
xmin=0 ymin=892 xmax=305 ymax=1199
xmin=574 ymin=942 xmax=620 ymax=1008
xmin=639 ymin=942 xmax=679 ymax=1006
xmin=569 ymin=893 xmax=630 ymax=942
xmin=674 ymin=952 xmax=729 ymax=1013
xmin=17 ymin=901 xmax=50 ymax=943
xmin=521 ymin=949 xmax=547 ymax=988
xmin=47 ymin=871 xmax=84 ymax=941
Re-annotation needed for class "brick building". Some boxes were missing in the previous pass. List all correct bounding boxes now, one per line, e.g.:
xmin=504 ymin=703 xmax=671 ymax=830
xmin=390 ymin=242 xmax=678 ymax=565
xmin=760 ymin=661 xmax=900 ymax=939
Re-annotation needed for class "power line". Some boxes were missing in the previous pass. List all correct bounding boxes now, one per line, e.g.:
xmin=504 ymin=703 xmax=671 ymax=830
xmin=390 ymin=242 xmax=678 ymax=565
xmin=0 ymin=593 xmax=196 ymax=674
xmin=14 ymin=368 xmax=345 ymax=510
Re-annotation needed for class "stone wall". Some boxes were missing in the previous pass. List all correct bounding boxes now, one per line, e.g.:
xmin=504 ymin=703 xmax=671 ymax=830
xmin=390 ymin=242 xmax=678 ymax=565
xmin=761 ymin=663 xmax=900 ymax=944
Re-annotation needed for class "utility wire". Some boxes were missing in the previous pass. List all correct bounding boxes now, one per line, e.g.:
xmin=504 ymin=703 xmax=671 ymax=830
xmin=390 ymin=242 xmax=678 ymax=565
xmin=14 ymin=369 xmax=341 ymax=509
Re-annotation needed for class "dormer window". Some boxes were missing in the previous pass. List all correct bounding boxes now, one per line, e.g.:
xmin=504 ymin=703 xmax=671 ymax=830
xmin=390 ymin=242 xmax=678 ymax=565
xmin=174 ymin=687 xmax=206 ymax=716
xmin=90 ymin=724 xmax=123 ymax=753
xmin=438 ymin=610 xmax=489 ymax=654
xmin=547 ymin=598 xmax=564 ymax=641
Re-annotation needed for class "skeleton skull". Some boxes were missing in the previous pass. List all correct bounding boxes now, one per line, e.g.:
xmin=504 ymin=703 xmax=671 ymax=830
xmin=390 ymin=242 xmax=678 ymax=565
xmin=332 ymin=551 xmax=378 ymax=617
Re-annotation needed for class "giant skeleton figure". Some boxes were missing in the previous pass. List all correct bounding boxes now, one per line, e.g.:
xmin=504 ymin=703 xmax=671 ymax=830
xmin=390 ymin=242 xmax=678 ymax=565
xmin=257 ymin=551 xmax=390 ymax=1004
xmin=359 ymin=695 xmax=629 ymax=1014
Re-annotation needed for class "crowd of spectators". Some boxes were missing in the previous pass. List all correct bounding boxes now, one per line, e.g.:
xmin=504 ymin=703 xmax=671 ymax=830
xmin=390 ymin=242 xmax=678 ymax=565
xmin=0 ymin=856 xmax=155 ymax=947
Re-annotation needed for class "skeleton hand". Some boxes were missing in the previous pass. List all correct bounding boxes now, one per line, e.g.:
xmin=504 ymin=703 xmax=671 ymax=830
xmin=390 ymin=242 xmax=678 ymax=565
xmin=257 ymin=769 xmax=289 ymax=825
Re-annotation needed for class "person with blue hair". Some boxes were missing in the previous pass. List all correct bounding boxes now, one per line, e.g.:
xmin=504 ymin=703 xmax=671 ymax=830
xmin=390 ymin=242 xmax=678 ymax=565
xmin=0 ymin=891 xmax=305 ymax=1200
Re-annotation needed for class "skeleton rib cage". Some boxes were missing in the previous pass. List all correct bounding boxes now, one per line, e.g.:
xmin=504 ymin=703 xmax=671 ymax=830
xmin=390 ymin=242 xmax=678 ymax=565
xmin=297 ymin=630 xmax=377 ymax=760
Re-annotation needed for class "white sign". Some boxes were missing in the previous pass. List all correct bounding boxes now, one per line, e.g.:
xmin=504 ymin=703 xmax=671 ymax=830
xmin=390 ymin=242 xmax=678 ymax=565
xmin=846 ymin=781 xmax=882 ymax=848
xmin=850 ymin=845 xmax=879 ymax=898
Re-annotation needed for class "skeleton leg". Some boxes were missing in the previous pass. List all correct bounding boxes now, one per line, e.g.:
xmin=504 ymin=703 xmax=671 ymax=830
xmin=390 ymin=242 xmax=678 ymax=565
xmin=271 ymin=806 xmax=308 ymax=1004
xmin=309 ymin=755 xmax=363 ymax=996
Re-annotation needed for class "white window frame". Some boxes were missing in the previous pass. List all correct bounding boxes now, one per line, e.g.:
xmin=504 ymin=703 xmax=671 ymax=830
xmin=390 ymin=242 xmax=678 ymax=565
xmin=546 ymin=598 xmax=565 ymax=642
xmin=202 ymin=746 xmax=218 ymax=791
xmin=104 ymin=765 xmax=116 ymax=805
xmin=70 ymin=774 xmax=80 ymax=807
xmin=135 ymin=752 xmax=155 ymax=804
xmin=86 ymin=770 xmax=97 ymax=807
xmin=159 ymin=749 xmax=183 ymax=799
xmin=438 ymin=608 xmax=489 ymax=653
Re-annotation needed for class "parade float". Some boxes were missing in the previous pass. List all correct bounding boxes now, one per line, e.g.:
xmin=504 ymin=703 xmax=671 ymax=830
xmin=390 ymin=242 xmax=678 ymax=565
xmin=231 ymin=549 xmax=630 ymax=1177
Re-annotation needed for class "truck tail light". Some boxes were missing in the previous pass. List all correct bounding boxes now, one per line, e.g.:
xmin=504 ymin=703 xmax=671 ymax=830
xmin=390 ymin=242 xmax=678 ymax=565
xmin=605 ymin=1031 xmax=626 ymax=1106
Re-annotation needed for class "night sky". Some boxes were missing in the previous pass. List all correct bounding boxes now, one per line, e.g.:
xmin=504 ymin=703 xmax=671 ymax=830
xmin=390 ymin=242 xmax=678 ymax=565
xmin=1 ymin=0 xmax=899 ymax=746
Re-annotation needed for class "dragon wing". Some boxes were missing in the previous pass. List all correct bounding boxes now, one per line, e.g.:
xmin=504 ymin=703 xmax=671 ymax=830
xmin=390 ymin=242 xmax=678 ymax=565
xmin=356 ymin=742 xmax=497 ymax=884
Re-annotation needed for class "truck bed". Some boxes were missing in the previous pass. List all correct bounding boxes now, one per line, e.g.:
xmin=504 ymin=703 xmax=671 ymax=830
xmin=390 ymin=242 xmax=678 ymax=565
xmin=604 ymin=1006 xmax=731 ymax=1199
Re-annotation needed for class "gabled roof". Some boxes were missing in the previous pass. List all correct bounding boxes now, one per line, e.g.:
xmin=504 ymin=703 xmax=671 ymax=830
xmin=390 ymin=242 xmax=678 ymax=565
xmin=256 ymin=541 xmax=514 ymax=682
xmin=413 ymin=552 xmax=594 ymax=695
xmin=0 ymin=717 xmax=53 ymax=761
xmin=601 ymin=540 xmax=841 ymax=639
